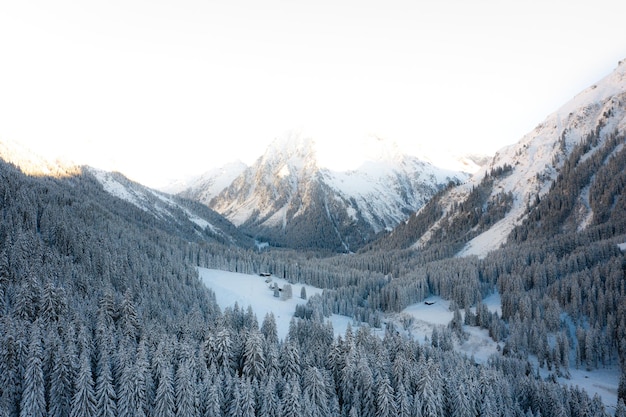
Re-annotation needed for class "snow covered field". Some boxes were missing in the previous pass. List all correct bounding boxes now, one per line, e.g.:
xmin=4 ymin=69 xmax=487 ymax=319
xmin=198 ymin=268 xmax=355 ymax=340
xmin=389 ymin=293 xmax=502 ymax=363
xmin=199 ymin=268 xmax=504 ymax=364
xmin=199 ymin=268 xmax=619 ymax=409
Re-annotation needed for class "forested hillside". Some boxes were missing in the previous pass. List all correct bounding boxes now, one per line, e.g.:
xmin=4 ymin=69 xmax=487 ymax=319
xmin=1 ymin=146 xmax=621 ymax=416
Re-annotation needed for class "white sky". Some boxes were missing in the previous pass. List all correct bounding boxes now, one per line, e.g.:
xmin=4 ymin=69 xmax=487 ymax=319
xmin=1 ymin=0 xmax=625 ymax=188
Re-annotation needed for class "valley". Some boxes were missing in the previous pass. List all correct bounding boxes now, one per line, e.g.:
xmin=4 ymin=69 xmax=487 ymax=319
xmin=0 ymin=60 xmax=626 ymax=417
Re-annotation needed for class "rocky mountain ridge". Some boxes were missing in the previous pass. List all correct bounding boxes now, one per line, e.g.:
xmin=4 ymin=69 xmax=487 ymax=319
xmin=179 ymin=131 xmax=473 ymax=251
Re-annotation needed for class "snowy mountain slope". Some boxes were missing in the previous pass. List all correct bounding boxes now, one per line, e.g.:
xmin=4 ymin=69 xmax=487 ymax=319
xmin=0 ymin=138 xmax=77 ymax=177
xmin=162 ymin=160 xmax=247 ymax=199
xmin=457 ymin=59 xmax=626 ymax=257
xmin=87 ymin=168 xmax=255 ymax=248
xmin=182 ymin=130 xmax=472 ymax=251
xmin=0 ymin=139 xmax=255 ymax=248
xmin=375 ymin=59 xmax=626 ymax=258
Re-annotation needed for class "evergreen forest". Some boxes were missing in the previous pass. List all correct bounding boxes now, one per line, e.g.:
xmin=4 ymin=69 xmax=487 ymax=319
xmin=1 ymin=128 xmax=626 ymax=417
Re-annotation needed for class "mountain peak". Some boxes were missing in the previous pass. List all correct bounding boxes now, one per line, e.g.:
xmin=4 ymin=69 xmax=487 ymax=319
xmin=177 ymin=128 xmax=469 ymax=251
xmin=263 ymin=129 xmax=317 ymax=162
xmin=263 ymin=128 xmax=426 ymax=172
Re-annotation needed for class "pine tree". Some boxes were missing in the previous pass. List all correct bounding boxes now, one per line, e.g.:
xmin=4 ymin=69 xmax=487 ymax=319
xmin=237 ymin=378 xmax=255 ymax=417
xmin=214 ymin=328 xmax=233 ymax=372
xmin=264 ymin=342 xmax=280 ymax=380
xmin=356 ymin=358 xmax=375 ymax=417
xmin=261 ymin=312 xmax=279 ymax=345
xmin=451 ymin=380 xmax=473 ymax=417
xmin=243 ymin=306 xmax=259 ymax=331
xmin=280 ymin=377 xmax=303 ymax=417
xmin=412 ymin=395 xmax=423 ymax=417
xmin=415 ymin=358 xmax=444 ymax=417
xmin=376 ymin=375 xmax=396 ymax=417
xmin=70 ymin=349 xmax=96 ymax=417
xmin=94 ymin=351 xmax=117 ymax=417
xmin=259 ymin=375 xmax=280 ymax=417
xmin=280 ymin=341 xmax=301 ymax=381
xmin=242 ymin=330 xmax=265 ymax=381
xmin=41 ymin=281 xmax=67 ymax=323
xmin=615 ymin=399 xmax=626 ymax=417
xmin=175 ymin=357 xmax=198 ymax=417
xmin=15 ymin=273 xmax=41 ymax=322
xmin=119 ymin=290 xmax=140 ymax=341
xmin=134 ymin=340 xmax=151 ymax=416
xmin=49 ymin=338 xmax=73 ymax=417
xmin=619 ymin=371 xmax=626 ymax=404
xmin=153 ymin=363 xmax=175 ymax=417
xmin=348 ymin=387 xmax=362 ymax=417
xmin=116 ymin=347 xmax=134 ymax=417
xmin=395 ymin=382 xmax=412 ymax=417
xmin=479 ymin=385 xmax=498 ymax=417
xmin=282 ymin=284 xmax=293 ymax=301
xmin=20 ymin=325 xmax=45 ymax=417
xmin=227 ymin=377 xmax=242 ymax=417
xmin=204 ymin=379 xmax=222 ymax=417
xmin=303 ymin=367 xmax=329 ymax=417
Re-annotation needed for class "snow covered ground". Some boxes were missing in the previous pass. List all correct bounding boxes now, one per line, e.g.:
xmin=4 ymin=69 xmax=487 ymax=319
xmin=549 ymin=365 xmax=619 ymax=412
xmin=389 ymin=294 xmax=502 ymax=363
xmin=199 ymin=268 xmax=619 ymax=409
xmin=199 ymin=267 xmax=505 ymax=363
xmin=198 ymin=268 xmax=355 ymax=341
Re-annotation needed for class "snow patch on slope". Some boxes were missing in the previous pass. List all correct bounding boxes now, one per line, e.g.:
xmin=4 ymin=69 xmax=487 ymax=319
xmin=91 ymin=169 xmax=143 ymax=208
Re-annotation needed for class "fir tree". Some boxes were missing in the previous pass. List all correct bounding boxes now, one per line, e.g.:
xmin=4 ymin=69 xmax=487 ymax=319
xmin=94 ymin=351 xmax=117 ymax=417
xmin=153 ymin=363 xmax=174 ymax=417
xmin=280 ymin=378 xmax=303 ymax=417
xmin=48 ymin=338 xmax=73 ymax=417
xmin=20 ymin=325 xmax=45 ymax=417
xmin=237 ymin=378 xmax=255 ymax=417
xmin=261 ymin=312 xmax=279 ymax=345
xmin=70 ymin=349 xmax=96 ymax=417
xmin=375 ymin=375 xmax=396 ymax=417
xmin=242 ymin=330 xmax=265 ymax=381
xmin=303 ymin=367 xmax=329 ymax=417
xmin=615 ymin=399 xmax=626 ymax=417
xmin=395 ymin=382 xmax=412 ymax=417
xmin=175 ymin=358 xmax=198 ymax=417
xmin=204 ymin=379 xmax=221 ymax=417
xmin=259 ymin=375 xmax=280 ymax=417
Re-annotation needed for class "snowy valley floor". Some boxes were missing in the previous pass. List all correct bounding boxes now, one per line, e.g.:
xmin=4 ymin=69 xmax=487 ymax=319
xmin=199 ymin=267 xmax=620 ymax=411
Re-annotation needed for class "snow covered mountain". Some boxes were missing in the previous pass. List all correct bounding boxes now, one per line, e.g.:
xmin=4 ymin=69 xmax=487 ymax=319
xmin=375 ymin=59 xmax=626 ymax=258
xmin=87 ymin=168 xmax=255 ymax=248
xmin=0 ymin=139 xmax=254 ymax=248
xmin=178 ymin=130 xmax=473 ymax=252
xmin=163 ymin=160 xmax=247 ymax=198
xmin=0 ymin=138 xmax=77 ymax=177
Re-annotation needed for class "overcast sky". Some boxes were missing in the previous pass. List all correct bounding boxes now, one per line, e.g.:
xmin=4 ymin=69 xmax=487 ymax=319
xmin=1 ymin=0 xmax=625 ymax=187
